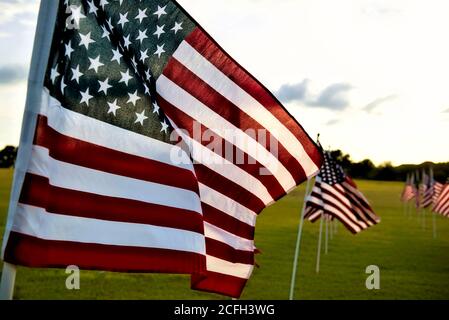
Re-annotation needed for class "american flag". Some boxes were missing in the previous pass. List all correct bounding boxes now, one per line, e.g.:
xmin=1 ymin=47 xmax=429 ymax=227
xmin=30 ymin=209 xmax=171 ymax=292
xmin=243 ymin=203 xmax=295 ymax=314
xmin=1 ymin=0 xmax=322 ymax=298
xmin=401 ymin=173 xmax=415 ymax=202
xmin=304 ymin=151 xmax=380 ymax=234
xmin=433 ymin=182 xmax=449 ymax=217
xmin=433 ymin=181 xmax=444 ymax=206
xmin=420 ymin=170 xmax=433 ymax=208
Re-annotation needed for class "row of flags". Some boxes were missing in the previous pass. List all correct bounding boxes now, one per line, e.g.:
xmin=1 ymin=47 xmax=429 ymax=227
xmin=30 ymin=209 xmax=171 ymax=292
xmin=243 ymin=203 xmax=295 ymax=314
xmin=401 ymin=169 xmax=449 ymax=217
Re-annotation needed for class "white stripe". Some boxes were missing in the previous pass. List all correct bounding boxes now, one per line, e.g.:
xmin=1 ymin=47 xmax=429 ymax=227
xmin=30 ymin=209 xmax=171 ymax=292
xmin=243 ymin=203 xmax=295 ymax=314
xmin=167 ymin=122 xmax=274 ymax=205
xmin=12 ymin=204 xmax=205 ymax=254
xmin=199 ymin=183 xmax=256 ymax=227
xmin=172 ymin=41 xmax=319 ymax=177
xmin=204 ymin=222 xmax=254 ymax=251
xmin=157 ymin=75 xmax=296 ymax=192
xmin=29 ymin=145 xmax=202 ymax=214
xmin=206 ymin=255 xmax=253 ymax=279
xmin=39 ymin=89 xmax=193 ymax=171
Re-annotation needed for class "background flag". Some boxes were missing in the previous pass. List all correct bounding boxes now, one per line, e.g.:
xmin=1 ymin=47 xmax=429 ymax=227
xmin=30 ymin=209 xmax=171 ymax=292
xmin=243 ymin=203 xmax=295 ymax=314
xmin=433 ymin=182 xmax=449 ymax=217
xmin=305 ymin=151 xmax=380 ymax=234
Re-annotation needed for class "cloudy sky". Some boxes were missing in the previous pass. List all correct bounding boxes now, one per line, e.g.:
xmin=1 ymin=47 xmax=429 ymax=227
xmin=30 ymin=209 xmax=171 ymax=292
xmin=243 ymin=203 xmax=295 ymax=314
xmin=0 ymin=0 xmax=448 ymax=165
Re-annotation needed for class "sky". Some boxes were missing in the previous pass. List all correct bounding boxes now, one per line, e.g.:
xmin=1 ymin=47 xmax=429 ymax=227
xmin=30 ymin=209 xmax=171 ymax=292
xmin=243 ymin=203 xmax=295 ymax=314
xmin=0 ymin=0 xmax=448 ymax=165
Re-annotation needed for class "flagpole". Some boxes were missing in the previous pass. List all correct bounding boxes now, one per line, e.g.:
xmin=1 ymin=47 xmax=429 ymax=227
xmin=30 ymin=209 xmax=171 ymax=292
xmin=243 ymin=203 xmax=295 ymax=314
xmin=324 ymin=216 xmax=329 ymax=255
xmin=315 ymin=213 xmax=324 ymax=273
xmin=289 ymin=179 xmax=312 ymax=300
xmin=0 ymin=0 xmax=59 ymax=300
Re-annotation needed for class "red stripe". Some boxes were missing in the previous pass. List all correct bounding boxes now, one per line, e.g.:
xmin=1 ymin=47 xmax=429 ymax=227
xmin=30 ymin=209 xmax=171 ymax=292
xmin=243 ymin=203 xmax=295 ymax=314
xmin=4 ymin=231 xmax=206 ymax=274
xmin=157 ymin=94 xmax=286 ymax=199
xmin=184 ymin=27 xmax=323 ymax=169
xmin=195 ymin=164 xmax=265 ymax=214
xmin=205 ymin=238 xmax=254 ymax=265
xmin=191 ymin=271 xmax=247 ymax=298
xmin=202 ymin=202 xmax=255 ymax=240
xmin=162 ymin=57 xmax=307 ymax=185
xmin=19 ymin=173 xmax=204 ymax=234
xmin=34 ymin=115 xmax=199 ymax=193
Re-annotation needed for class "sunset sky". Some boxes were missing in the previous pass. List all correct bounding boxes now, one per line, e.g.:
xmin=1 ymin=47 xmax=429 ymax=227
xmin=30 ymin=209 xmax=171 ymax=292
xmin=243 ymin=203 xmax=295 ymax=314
xmin=0 ymin=0 xmax=448 ymax=165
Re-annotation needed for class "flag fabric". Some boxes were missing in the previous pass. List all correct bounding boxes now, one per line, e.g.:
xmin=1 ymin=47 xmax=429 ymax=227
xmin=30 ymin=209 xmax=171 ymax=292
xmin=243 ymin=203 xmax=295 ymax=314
xmin=1 ymin=0 xmax=323 ymax=298
xmin=433 ymin=183 xmax=449 ymax=217
xmin=433 ymin=181 xmax=444 ymax=206
xmin=420 ymin=170 xmax=434 ymax=208
xmin=401 ymin=174 xmax=415 ymax=202
xmin=304 ymin=151 xmax=380 ymax=234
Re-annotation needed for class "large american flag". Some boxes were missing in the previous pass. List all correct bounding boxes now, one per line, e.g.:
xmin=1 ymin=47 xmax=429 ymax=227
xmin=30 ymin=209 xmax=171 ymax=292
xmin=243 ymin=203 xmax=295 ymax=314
xmin=433 ymin=182 xmax=449 ymax=217
xmin=1 ymin=0 xmax=322 ymax=298
xmin=304 ymin=151 xmax=380 ymax=234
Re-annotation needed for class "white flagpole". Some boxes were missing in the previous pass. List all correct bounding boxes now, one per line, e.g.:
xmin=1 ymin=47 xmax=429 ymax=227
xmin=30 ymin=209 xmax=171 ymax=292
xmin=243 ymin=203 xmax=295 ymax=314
xmin=330 ymin=217 xmax=334 ymax=240
xmin=289 ymin=179 xmax=312 ymax=300
xmin=0 ymin=0 xmax=59 ymax=300
xmin=324 ymin=216 xmax=329 ymax=255
xmin=430 ymin=168 xmax=437 ymax=239
xmin=315 ymin=213 xmax=324 ymax=273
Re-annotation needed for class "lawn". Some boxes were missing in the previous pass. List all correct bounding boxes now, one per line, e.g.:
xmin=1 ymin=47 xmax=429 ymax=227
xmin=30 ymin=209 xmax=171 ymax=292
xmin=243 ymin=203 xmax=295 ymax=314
xmin=0 ymin=168 xmax=448 ymax=299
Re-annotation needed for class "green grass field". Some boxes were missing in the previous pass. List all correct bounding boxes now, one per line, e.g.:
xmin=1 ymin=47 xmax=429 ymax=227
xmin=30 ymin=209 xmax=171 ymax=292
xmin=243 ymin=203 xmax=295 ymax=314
xmin=0 ymin=168 xmax=448 ymax=299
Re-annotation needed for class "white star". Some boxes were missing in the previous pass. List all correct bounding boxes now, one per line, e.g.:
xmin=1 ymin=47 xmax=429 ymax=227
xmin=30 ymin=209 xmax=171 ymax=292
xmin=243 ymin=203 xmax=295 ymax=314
xmin=116 ymin=0 xmax=124 ymax=5
xmin=69 ymin=5 xmax=86 ymax=27
xmin=71 ymin=65 xmax=83 ymax=83
xmin=152 ymin=101 xmax=160 ymax=114
xmin=136 ymin=29 xmax=148 ymax=43
xmin=65 ymin=41 xmax=74 ymax=58
xmin=135 ymin=110 xmax=148 ymax=125
xmin=143 ymin=83 xmax=150 ymax=95
xmin=60 ymin=77 xmax=67 ymax=92
xmin=111 ymin=48 xmax=122 ymax=63
xmin=87 ymin=0 xmax=98 ymax=15
xmin=118 ymin=12 xmax=129 ymax=28
xmin=79 ymin=32 xmax=95 ymax=49
xmin=153 ymin=25 xmax=165 ymax=39
xmin=154 ymin=44 xmax=165 ymax=58
xmin=80 ymin=88 xmax=93 ymax=106
xmin=98 ymin=78 xmax=112 ymax=94
xmin=127 ymin=90 xmax=141 ymax=106
xmin=100 ymin=0 xmax=109 ymax=10
xmin=145 ymin=69 xmax=152 ymax=81
xmin=88 ymin=55 xmax=104 ymax=73
xmin=119 ymin=69 xmax=132 ymax=85
xmin=135 ymin=8 xmax=147 ymax=23
xmin=160 ymin=119 xmax=169 ymax=133
xmin=171 ymin=21 xmax=183 ymax=34
xmin=153 ymin=5 xmax=167 ymax=19
xmin=101 ymin=25 xmax=110 ymax=40
xmin=123 ymin=34 xmax=131 ymax=49
xmin=50 ymin=66 xmax=59 ymax=84
xmin=107 ymin=99 xmax=121 ymax=116
xmin=140 ymin=49 xmax=149 ymax=63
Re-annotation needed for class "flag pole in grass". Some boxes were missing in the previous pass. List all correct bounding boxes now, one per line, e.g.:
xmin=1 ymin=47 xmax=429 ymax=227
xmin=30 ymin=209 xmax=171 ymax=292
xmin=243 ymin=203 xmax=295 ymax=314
xmin=0 ymin=0 xmax=59 ymax=300
xmin=422 ymin=169 xmax=426 ymax=231
xmin=289 ymin=178 xmax=312 ymax=300
xmin=324 ymin=216 xmax=329 ymax=255
xmin=430 ymin=167 xmax=437 ymax=239
xmin=315 ymin=213 xmax=324 ymax=273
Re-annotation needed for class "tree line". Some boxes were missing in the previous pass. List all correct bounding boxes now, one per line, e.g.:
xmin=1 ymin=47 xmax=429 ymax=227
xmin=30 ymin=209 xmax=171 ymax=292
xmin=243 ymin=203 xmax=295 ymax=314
xmin=330 ymin=150 xmax=449 ymax=182
xmin=0 ymin=146 xmax=17 ymax=168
